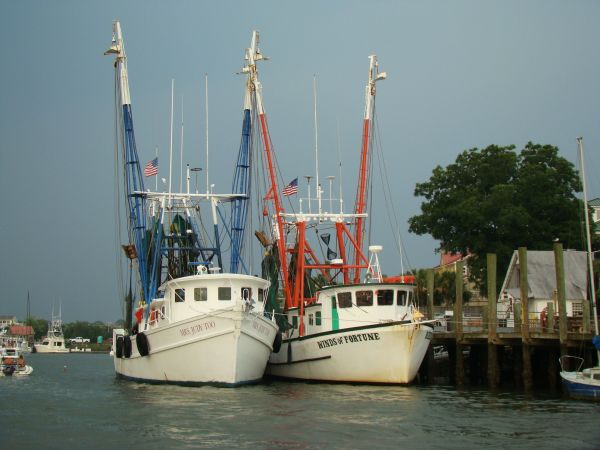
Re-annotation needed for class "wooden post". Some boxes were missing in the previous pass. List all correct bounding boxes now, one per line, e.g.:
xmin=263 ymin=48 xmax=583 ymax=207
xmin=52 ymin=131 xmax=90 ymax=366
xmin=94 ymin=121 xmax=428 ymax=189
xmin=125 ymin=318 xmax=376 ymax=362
xmin=583 ymin=300 xmax=590 ymax=334
xmin=547 ymin=301 xmax=555 ymax=332
xmin=514 ymin=303 xmax=522 ymax=330
xmin=518 ymin=247 xmax=530 ymax=341
xmin=455 ymin=260 xmax=465 ymax=387
xmin=487 ymin=253 xmax=499 ymax=388
xmin=487 ymin=253 xmax=498 ymax=339
xmin=427 ymin=269 xmax=434 ymax=322
xmin=455 ymin=260 xmax=464 ymax=340
xmin=554 ymin=242 xmax=568 ymax=346
xmin=426 ymin=269 xmax=435 ymax=384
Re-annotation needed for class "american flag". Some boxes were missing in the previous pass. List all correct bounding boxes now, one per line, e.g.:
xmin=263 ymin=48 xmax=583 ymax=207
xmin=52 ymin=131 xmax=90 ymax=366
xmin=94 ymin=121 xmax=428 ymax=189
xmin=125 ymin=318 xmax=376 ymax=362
xmin=282 ymin=177 xmax=298 ymax=196
xmin=144 ymin=157 xmax=158 ymax=177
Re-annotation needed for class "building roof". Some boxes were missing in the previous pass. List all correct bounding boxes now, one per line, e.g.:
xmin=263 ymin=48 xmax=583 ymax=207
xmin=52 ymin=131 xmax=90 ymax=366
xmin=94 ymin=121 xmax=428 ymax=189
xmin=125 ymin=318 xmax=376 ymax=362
xmin=439 ymin=252 xmax=464 ymax=267
xmin=8 ymin=325 xmax=34 ymax=336
xmin=0 ymin=315 xmax=17 ymax=321
xmin=499 ymin=250 xmax=587 ymax=301
xmin=588 ymin=198 xmax=600 ymax=207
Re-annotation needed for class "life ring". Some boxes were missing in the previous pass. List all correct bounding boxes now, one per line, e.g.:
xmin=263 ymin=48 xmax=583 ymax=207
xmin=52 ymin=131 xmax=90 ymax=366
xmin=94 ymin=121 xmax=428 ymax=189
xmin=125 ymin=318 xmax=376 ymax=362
xmin=136 ymin=332 xmax=150 ymax=357
xmin=115 ymin=336 xmax=124 ymax=358
xmin=123 ymin=336 xmax=132 ymax=358
xmin=272 ymin=331 xmax=282 ymax=353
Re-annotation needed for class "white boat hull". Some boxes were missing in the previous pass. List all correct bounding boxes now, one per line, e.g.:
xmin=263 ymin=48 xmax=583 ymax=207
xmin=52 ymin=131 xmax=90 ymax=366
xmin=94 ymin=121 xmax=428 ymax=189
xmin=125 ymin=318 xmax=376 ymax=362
xmin=1 ymin=365 xmax=33 ymax=377
xmin=34 ymin=345 xmax=69 ymax=354
xmin=267 ymin=321 xmax=432 ymax=384
xmin=113 ymin=309 xmax=278 ymax=386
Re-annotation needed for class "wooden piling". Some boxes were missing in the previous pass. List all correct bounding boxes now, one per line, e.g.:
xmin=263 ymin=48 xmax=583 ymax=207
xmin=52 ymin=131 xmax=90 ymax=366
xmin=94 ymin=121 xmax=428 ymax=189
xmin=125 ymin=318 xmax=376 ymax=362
xmin=518 ymin=247 xmax=530 ymax=341
xmin=425 ymin=269 xmax=435 ymax=383
xmin=487 ymin=253 xmax=499 ymax=388
xmin=554 ymin=243 xmax=568 ymax=347
xmin=518 ymin=247 xmax=532 ymax=391
xmin=455 ymin=260 xmax=465 ymax=387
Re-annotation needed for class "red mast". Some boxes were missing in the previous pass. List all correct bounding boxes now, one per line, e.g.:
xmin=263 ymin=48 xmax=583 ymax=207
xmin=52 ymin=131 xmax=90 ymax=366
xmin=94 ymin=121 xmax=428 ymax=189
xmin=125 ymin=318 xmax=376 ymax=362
xmin=353 ymin=55 xmax=386 ymax=283
xmin=243 ymin=31 xmax=293 ymax=310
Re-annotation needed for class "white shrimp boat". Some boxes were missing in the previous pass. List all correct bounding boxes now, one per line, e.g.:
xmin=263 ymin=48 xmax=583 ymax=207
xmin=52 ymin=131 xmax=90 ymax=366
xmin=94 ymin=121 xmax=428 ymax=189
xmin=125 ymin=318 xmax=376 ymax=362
xmin=243 ymin=37 xmax=432 ymax=383
xmin=105 ymin=22 xmax=278 ymax=386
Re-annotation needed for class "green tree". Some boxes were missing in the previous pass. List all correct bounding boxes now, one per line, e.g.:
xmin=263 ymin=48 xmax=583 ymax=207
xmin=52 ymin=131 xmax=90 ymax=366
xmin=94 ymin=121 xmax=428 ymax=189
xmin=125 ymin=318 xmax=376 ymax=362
xmin=414 ymin=269 xmax=471 ymax=307
xmin=25 ymin=316 xmax=48 ymax=340
xmin=409 ymin=142 xmax=583 ymax=293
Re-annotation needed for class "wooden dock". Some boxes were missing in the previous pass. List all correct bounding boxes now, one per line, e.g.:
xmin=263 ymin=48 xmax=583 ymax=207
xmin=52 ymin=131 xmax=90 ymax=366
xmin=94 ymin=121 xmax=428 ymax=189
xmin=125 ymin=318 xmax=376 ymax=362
xmin=420 ymin=244 xmax=599 ymax=390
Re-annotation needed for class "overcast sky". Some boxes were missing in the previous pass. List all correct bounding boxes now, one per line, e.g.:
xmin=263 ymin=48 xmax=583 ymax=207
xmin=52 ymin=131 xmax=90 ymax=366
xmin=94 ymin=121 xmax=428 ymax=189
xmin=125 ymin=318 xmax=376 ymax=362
xmin=1 ymin=1 xmax=599 ymax=323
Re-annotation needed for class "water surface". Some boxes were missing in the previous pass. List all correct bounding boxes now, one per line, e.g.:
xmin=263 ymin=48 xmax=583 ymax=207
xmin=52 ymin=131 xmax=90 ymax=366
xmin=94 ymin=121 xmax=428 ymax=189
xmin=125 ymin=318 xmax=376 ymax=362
xmin=1 ymin=353 xmax=598 ymax=449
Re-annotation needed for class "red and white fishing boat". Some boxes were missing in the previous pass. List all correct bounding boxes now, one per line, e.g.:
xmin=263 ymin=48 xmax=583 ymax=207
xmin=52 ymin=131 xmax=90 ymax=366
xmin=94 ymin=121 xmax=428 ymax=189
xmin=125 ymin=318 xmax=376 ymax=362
xmin=247 ymin=39 xmax=433 ymax=383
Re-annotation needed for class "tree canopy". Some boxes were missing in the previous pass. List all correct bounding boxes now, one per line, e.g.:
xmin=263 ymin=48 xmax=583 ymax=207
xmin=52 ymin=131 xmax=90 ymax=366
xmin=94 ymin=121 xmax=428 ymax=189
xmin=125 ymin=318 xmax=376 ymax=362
xmin=408 ymin=142 xmax=585 ymax=292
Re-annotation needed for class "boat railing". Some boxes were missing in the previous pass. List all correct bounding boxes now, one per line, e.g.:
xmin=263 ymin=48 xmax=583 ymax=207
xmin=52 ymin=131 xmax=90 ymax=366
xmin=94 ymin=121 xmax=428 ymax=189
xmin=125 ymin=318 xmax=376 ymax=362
xmin=559 ymin=355 xmax=584 ymax=373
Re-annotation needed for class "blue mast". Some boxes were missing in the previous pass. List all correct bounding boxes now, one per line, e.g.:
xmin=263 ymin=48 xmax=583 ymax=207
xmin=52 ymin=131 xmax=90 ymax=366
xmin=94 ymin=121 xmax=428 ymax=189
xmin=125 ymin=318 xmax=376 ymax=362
xmin=105 ymin=21 xmax=150 ymax=301
xmin=230 ymin=90 xmax=252 ymax=274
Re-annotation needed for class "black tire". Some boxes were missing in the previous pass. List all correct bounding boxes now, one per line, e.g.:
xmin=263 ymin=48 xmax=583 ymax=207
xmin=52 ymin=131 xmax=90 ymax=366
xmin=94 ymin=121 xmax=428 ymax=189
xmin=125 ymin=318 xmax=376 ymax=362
xmin=123 ymin=336 xmax=132 ymax=358
xmin=136 ymin=332 xmax=150 ymax=357
xmin=272 ymin=331 xmax=282 ymax=353
xmin=115 ymin=336 xmax=124 ymax=359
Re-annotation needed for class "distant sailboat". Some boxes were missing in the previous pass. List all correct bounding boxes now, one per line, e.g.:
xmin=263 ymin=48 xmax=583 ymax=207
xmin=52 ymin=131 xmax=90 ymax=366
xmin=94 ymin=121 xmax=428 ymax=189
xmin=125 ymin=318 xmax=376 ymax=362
xmin=559 ymin=137 xmax=600 ymax=400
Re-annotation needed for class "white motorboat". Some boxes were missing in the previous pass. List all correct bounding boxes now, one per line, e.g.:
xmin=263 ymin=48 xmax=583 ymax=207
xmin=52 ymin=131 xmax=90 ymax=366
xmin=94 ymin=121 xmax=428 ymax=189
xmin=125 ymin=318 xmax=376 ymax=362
xmin=34 ymin=310 xmax=69 ymax=354
xmin=106 ymin=22 xmax=278 ymax=386
xmin=0 ymin=347 xmax=33 ymax=377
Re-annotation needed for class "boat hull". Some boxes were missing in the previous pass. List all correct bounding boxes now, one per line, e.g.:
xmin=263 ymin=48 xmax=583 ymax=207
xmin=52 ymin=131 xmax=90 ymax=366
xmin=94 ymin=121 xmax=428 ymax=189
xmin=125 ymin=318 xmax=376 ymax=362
xmin=113 ymin=309 xmax=278 ymax=386
xmin=267 ymin=321 xmax=432 ymax=384
xmin=560 ymin=371 xmax=600 ymax=401
xmin=33 ymin=346 xmax=69 ymax=354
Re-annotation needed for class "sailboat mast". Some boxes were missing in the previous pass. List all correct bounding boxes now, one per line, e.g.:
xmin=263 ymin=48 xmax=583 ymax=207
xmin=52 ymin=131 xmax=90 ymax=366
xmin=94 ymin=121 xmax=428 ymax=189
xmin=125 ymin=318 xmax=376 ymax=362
xmin=353 ymin=55 xmax=386 ymax=283
xmin=577 ymin=137 xmax=600 ymax=344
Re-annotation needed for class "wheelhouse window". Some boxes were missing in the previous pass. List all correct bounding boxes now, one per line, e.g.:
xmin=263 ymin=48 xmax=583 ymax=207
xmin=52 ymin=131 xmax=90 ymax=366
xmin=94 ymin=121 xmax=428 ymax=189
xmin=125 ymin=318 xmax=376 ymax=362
xmin=258 ymin=288 xmax=264 ymax=301
xmin=315 ymin=311 xmax=322 ymax=326
xmin=309 ymin=314 xmax=314 ymax=325
xmin=241 ymin=287 xmax=252 ymax=300
xmin=292 ymin=315 xmax=298 ymax=329
xmin=337 ymin=292 xmax=352 ymax=308
xmin=218 ymin=287 xmax=231 ymax=301
xmin=377 ymin=289 xmax=394 ymax=306
xmin=194 ymin=287 xmax=207 ymax=302
xmin=175 ymin=289 xmax=185 ymax=303
xmin=356 ymin=290 xmax=373 ymax=307
xmin=397 ymin=290 xmax=408 ymax=306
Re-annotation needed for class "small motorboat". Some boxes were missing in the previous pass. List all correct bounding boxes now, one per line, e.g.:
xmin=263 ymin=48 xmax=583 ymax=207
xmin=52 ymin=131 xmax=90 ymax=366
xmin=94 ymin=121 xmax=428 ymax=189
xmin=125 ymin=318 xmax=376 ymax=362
xmin=1 ymin=347 xmax=33 ymax=377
